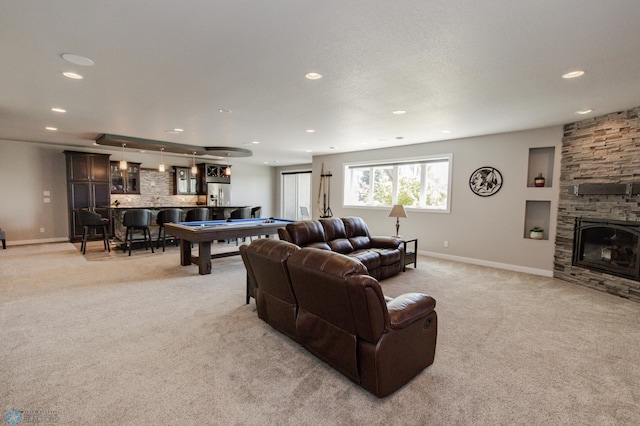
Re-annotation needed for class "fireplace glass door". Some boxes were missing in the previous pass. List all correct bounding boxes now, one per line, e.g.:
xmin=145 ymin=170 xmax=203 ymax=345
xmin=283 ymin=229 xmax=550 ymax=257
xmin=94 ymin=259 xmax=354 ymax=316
xmin=573 ymin=218 xmax=640 ymax=280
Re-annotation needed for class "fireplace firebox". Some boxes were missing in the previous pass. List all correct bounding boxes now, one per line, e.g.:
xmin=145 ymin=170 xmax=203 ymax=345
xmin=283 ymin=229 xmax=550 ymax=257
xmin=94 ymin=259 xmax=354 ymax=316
xmin=573 ymin=218 xmax=640 ymax=280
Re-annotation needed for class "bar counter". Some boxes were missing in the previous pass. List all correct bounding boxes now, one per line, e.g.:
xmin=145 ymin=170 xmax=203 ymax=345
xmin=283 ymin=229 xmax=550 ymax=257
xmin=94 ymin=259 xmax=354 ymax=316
xmin=110 ymin=205 xmax=250 ymax=241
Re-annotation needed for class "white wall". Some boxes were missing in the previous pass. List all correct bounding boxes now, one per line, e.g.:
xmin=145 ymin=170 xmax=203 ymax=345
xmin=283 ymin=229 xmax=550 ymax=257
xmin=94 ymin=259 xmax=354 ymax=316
xmin=0 ymin=139 xmax=275 ymax=245
xmin=311 ymin=126 xmax=562 ymax=275
xmin=227 ymin=163 xmax=276 ymax=217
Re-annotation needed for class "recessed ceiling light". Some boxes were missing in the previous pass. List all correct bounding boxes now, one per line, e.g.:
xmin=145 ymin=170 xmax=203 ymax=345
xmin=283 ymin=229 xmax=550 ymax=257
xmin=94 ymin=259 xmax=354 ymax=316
xmin=45 ymin=126 xmax=57 ymax=131
xmin=62 ymin=71 xmax=83 ymax=80
xmin=139 ymin=150 xmax=145 ymax=153
xmin=395 ymin=136 xmax=404 ymax=140
xmin=51 ymin=107 xmax=66 ymax=113
xmin=442 ymin=130 xmax=452 ymax=133
xmin=174 ymin=128 xmax=184 ymax=132
xmin=251 ymin=141 xmax=260 ymax=144
xmin=263 ymin=161 xmax=269 ymax=164
xmin=562 ymin=70 xmax=585 ymax=79
xmin=306 ymin=129 xmax=315 ymax=133
xmin=305 ymin=150 xmax=313 ymax=153
xmin=62 ymin=53 xmax=94 ymax=66
xmin=329 ymin=146 xmax=336 ymax=150
xmin=218 ymin=108 xmax=232 ymax=113
xmin=392 ymin=110 xmax=407 ymax=115
xmin=305 ymin=72 xmax=323 ymax=80
xmin=576 ymin=109 xmax=593 ymax=115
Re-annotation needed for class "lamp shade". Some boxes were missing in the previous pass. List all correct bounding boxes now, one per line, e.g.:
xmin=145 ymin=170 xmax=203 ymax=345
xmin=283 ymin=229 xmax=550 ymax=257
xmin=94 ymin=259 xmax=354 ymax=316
xmin=389 ymin=204 xmax=407 ymax=218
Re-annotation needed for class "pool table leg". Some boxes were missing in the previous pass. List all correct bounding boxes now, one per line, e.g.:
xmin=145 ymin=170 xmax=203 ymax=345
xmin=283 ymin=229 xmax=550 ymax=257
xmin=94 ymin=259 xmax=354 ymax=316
xmin=198 ymin=241 xmax=212 ymax=275
xmin=179 ymin=240 xmax=192 ymax=266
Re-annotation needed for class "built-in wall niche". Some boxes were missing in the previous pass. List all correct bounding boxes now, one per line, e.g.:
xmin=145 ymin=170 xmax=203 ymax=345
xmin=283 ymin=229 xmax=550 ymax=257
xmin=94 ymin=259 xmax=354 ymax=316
xmin=527 ymin=147 xmax=555 ymax=187
xmin=524 ymin=200 xmax=551 ymax=240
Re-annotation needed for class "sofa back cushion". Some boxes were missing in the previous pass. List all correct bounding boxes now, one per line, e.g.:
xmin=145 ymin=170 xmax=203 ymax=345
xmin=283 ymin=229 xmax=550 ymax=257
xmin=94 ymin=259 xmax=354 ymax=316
xmin=342 ymin=217 xmax=373 ymax=250
xmin=287 ymin=248 xmax=388 ymax=382
xmin=320 ymin=218 xmax=354 ymax=254
xmin=281 ymin=220 xmax=330 ymax=250
xmin=240 ymin=239 xmax=300 ymax=339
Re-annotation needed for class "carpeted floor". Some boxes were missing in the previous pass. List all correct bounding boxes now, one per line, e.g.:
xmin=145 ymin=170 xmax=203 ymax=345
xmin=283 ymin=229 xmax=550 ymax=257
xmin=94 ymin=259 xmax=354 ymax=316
xmin=1 ymin=241 xmax=640 ymax=425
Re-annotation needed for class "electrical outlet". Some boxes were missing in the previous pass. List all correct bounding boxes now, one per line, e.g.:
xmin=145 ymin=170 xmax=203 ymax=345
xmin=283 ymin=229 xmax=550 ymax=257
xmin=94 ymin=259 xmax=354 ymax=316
xmin=40 ymin=227 xmax=45 ymax=233
xmin=444 ymin=240 xmax=449 ymax=247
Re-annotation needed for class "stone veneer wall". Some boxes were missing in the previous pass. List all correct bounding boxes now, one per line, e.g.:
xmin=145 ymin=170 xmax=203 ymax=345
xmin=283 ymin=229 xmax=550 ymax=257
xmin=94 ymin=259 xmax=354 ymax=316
xmin=554 ymin=106 xmax=640 ymax=302
xmin=112 ymin=169 xmax=201 ymax=207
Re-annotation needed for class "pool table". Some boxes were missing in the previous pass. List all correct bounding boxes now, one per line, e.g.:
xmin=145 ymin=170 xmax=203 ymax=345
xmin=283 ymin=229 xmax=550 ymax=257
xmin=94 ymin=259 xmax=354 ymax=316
xmin=164 ymin=218 xmax=294 ymax=275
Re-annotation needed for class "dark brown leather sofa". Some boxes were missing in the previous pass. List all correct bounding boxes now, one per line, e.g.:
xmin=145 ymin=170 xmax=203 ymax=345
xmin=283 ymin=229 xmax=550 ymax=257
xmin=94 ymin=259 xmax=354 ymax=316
xmin=278 ymin=216 xmax=403 ymax=281
xmin=240 ymin=239 xmax=437 ymax=398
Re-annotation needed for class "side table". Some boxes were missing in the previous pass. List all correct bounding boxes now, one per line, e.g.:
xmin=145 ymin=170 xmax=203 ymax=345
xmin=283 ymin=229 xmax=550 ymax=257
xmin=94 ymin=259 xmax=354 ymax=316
xmin=399 ymin=237 xmax=417 ymax=271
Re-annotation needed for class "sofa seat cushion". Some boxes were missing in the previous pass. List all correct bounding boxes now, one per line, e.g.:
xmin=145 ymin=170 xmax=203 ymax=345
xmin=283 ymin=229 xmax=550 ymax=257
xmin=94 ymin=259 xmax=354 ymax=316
xmin=328 ymin=238 xmax=355 ymax=254
xmin=307 ymin=242 xmax=332 ymax=250
xmin=348 ymin=250 xmax=381 ymax=272
xmin=348 ymin=235 xmax=372 ymax=250
xmin=372 ymin=248 xmax=402 ymax=266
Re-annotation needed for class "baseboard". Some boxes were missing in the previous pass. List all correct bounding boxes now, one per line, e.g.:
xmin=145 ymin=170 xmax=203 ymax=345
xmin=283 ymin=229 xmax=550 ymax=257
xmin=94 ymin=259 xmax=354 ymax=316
xmin=6 ymin=237 xmax=69 ymax=247
xmin=419 ymin=250 xmax=553 ymax=277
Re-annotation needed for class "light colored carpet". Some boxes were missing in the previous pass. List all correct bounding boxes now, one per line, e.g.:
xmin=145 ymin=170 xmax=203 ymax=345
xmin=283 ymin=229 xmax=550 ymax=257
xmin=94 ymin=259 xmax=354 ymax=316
xmin=1 ymin=241 xmax=639 ymax=425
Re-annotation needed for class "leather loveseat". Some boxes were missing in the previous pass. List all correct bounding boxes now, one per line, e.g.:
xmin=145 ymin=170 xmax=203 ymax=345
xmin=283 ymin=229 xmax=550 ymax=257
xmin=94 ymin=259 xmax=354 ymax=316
xmin=240 ymin=239 xmax=437 ymax=398
xmin=278 ymin=217 xmax=403 ymax=281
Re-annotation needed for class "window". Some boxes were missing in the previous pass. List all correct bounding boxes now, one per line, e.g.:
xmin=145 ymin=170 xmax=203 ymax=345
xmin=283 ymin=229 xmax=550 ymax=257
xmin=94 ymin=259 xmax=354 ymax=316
xmin=343 ymin=154 xmax=452 ymax=212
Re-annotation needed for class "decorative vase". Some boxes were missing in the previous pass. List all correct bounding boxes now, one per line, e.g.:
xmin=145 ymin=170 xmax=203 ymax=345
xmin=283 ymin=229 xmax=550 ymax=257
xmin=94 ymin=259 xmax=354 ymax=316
xmin=530 ymin=231 xmax=544 ymax=240
xmin=534 ymin=174 xmax=545 ymax=187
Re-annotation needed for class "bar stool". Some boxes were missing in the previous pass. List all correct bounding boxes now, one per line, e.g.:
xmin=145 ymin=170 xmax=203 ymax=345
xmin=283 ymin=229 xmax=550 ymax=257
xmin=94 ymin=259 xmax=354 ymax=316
xmin=250 ymin=206 xmax=262 ymax=218
xmin=185 ymin=208 xmax=209 ymax=222
xmin=123 ymin=209 xmax=154 ymax=256
xmin=78 ymin=209 xmax=110 ymax=255
xmin=230 ymin=207 xmax=252 ymax=244
xmin=230 ymin=207 xmax=251 ymax=219
xmin=156 ymin=208 xmax=182 ymax=251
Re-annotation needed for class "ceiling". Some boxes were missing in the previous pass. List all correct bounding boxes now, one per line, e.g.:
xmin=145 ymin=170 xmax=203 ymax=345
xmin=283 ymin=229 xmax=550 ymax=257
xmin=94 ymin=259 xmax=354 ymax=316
xmin=2 ymin=1 xmax=640 ymax=166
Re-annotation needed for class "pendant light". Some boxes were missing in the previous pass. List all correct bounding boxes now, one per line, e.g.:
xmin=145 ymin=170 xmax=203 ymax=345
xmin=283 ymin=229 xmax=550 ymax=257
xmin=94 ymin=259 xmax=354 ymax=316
xmin=191 ymin=152 xmax=198 ymax=175
xmin=224 ymin=153 xmax=231 ymax=176
xmin=119 ymin=143 xmax=128 ymax=170
xmin=158 ymin=148 xmax=165 ymax=172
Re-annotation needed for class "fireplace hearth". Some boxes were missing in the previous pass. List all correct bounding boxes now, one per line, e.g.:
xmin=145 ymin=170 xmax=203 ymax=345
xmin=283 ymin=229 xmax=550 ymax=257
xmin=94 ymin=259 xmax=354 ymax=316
xmin=573 ymin=218 xmax=640 ymax=280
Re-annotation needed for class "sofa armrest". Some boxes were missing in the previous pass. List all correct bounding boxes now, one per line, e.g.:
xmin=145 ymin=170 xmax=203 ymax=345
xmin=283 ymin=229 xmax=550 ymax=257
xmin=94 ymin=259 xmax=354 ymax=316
xmin=386 ymin=293 xmax=436 ymax=330
xmin=370 ymin=236 xmax=401 ymax=249
xmin=278 ymin=227 xmax=292 ymax=242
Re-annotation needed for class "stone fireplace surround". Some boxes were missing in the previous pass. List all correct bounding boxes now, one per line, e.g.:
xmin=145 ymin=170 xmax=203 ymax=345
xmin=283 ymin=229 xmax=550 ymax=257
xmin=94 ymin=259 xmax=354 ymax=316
xmin=554 ymin=106 xmax=640 ymax=302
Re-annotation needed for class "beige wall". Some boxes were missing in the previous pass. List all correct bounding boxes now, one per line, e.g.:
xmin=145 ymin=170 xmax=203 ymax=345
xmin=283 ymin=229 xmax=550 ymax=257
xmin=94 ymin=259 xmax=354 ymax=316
xmin=0 ymin=140 xmax=68 ymax=244
xmin=0 ymin=139 xmax=276 ymax=245
xmin=311 ymin=126 xmax=562 ymax=275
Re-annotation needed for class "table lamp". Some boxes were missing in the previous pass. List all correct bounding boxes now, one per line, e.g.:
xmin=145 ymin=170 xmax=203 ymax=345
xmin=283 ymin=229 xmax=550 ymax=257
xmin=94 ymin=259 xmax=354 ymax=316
xmin=389 ymin=204 xmax=407 ymax=237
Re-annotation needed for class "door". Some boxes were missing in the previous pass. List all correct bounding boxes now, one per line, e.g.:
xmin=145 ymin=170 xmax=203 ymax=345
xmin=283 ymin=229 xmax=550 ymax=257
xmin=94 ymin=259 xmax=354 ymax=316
xmin=282 ymin=171 xmax=311 ymax=220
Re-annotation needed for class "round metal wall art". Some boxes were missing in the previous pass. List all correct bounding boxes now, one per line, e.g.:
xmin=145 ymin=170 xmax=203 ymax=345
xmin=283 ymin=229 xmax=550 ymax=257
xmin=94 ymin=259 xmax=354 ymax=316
xmin=469 ymin=166 xmax=503 ymax=197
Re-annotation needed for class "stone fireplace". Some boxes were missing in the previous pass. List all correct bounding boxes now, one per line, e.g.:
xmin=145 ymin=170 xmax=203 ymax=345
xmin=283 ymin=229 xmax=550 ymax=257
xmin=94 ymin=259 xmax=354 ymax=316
xmin=554 ymin=106 xmax=640 ymax=302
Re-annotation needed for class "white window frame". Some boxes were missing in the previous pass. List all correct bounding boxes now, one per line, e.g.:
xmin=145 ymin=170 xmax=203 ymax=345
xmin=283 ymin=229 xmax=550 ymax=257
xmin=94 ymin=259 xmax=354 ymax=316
xmin=343 ymin=153 xmax=453 ymax=213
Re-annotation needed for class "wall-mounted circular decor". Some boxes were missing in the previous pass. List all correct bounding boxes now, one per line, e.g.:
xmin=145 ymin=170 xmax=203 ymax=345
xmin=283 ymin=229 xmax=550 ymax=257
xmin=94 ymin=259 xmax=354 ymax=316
xmin=469 ymin=166 xmax=503 ymax=197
